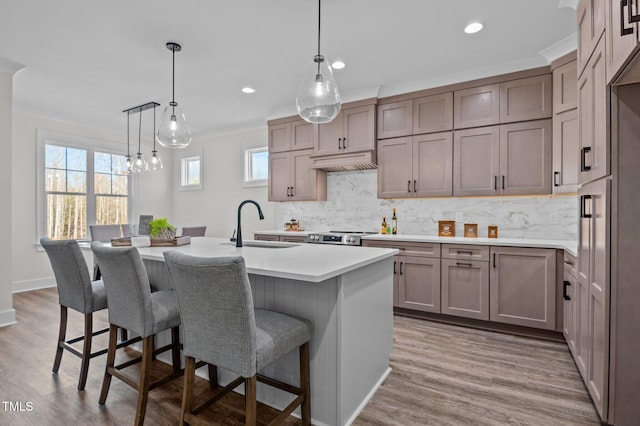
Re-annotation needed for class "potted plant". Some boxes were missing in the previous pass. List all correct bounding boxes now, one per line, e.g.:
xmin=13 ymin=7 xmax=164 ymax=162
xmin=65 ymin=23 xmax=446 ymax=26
xmin=149 ymin=218 xmax=176 ymax=240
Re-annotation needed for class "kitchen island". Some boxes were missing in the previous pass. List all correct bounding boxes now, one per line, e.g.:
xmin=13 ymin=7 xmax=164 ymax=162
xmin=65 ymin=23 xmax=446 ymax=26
xmin=136 ymin=237 xmax=398 ymax=426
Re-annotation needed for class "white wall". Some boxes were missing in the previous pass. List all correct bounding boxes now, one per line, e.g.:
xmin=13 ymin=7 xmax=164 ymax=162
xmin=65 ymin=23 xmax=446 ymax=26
xmin=275 ymin=170 xmax=578 ymax=241
xmin=0 ymin=70 xmax=15 ymax=325
xmin=171 ymin=128 xmax=276 ymax=239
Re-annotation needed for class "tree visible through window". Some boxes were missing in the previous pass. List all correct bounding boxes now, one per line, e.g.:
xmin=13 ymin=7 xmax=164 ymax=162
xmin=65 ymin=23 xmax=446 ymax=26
xmin=94 ymin=152 xmax=129 ymax=225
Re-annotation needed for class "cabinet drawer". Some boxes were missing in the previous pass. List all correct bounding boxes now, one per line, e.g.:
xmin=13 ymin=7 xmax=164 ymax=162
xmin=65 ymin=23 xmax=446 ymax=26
xmin=564 ymin=252 xmax=577 ymax=278
xmin=363 ymin=240 xmax=440 ymax=258
xmin=441 ymin=244 xmax=490 ymax=261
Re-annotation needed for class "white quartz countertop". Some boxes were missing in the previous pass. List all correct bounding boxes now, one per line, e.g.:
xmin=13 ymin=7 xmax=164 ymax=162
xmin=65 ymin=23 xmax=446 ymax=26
xmin=135 ymin=237 xmax=398 ymax=283
xmin=253 ymin=229 xmax=328 ymax=236
xmin=362 ymin=234 xmax=578 ymax=257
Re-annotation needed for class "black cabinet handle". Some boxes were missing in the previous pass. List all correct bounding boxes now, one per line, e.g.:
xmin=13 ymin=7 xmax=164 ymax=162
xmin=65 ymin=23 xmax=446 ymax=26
xmin=413 ymin=180 xmax=417 ymax=192
xmin=580 ymin=194 xmax=593 ymax=218
xmin=407 ymin=180 xmax=412 ymax=192
xmin=493 ymin=253 xmax=496 ymax=268
xmin=564 ymin=260 xmax=574 ymax=266
xmin=554 ymin=171 xmax=560 ymax=187
xmin=563 ymin=280 xmax=572 ymax=301
xmin=393 ymin=261 xmax=397 ymax=274
xmin=494 ymin=176 xmax=498 ymax=190
xmin=287 ymin=186 xmax=291 ymax=197
xmin=456 ymin=250 xmax=473 ymax=255
xmin=622 ymin=0 xmax=635 ymax=35
xmin=456 ymin=262 xmax=473 ymax=267
xmin=399 ymin=262 xmax=403 ymax=275
xmin=628 ymin=0 xmax=640 ymax=23
xmin=502 ymin=175 xmax=505 ymax=190
xmin=337 ymin=138 xmax=342 ymax=150
xmin=342 ymin=137 xmax=347 ymax=149
xmin=290 ymin=186 xmax=295 ymax=197
xmin=581 ymin=147 xmax=592 ymax=171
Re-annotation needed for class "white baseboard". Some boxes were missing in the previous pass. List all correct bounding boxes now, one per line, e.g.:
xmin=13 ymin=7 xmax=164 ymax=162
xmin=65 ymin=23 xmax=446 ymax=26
xmin=13 ymin=277 xmax=56 ymax=293
xmin=0 ymin=308 xmax=17 ymax=327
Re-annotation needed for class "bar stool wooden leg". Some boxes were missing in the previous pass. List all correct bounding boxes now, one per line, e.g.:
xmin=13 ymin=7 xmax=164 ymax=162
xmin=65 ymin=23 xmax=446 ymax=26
xmin=300 ymin=342 xmax=311 ymax=425
xmin=52 ymin=305 xmax=67 ymax=374
xmin=181 ymin=356 xmax=196 ymax=425
xmin=245 ymin=375 xmax=257 ymax=426
xmin=207 ymin=364 xmax=218 ymax=389
xmin=171 ymin=326 xmax=181 ymax=372
xmin=77 ymin=313 xmax=93 ymax=390
xmin=99 ymin=325 xmax=118 ymax=405
xmin=134 ymin=336 xmax=154 ymax=426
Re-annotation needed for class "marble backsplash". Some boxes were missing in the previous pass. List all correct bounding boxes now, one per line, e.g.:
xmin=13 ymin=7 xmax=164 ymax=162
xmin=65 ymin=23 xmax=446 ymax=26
xmin=274 ymin=170 xmax=578 ymax=241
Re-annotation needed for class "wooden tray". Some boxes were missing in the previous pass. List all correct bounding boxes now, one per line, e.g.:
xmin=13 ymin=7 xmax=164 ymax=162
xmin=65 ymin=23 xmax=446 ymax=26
xmin=111 ymin=236 xmax=191 ymax=247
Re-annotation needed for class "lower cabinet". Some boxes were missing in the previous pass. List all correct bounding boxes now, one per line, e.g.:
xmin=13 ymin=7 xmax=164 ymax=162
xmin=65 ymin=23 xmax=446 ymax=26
xmin=489 ymin=246 xmax=557 ymax=330
xmin=397 ymin=256 xmax=441 ymax=313
xmin=441 ymin=259 xmax=489 ymax=321
xmin=254 ymin=234 xmax=306 ymax=243
xmin=563 ymin=252 xmax=578 ymax=355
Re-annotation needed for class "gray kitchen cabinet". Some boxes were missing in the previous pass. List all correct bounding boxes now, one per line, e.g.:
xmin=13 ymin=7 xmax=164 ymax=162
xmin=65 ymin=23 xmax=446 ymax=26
xmin=553 ymin=108 xmax=579 ymax=194
xmin=563 ymin=252 xmax=578 ymax=355
xmin=605 ymin=0 xmax=639 ymax=84
xmin=254 ymin=234 xmax=306 ymax=243
xmin=553 ymin=56 xmax=578 ymax=114
xmin=499 ymin=74 xmax=553 ymax=123
xmin=315 ymin=101 xmax=376 ymax=156
xmin=453 ymin=126 xmax=500 ymax=196
xmin=413 ymin=92 xmax=453 ymax=134
xmin=268 ymin=149 xmax=326 ymax=202
xmin=398 ymin=256 xmax=441 ymax=313
xmin=453 ymin=84 xmax=500 ymax=129
xmin=254 ymin=234 xmax=280 ymax=242
xmin=489 ymin=246 xmax=557 ymax=330
xmin=578 ymin=36 xmax=609 ymax=185
xmin=577 ymin=0 xmax=605 ymax=77
xmin=499 ymin=119 xmax=552 ymax=195
xmin=268 ymin=117 xmax=316 ymax=153
xmin=441 ymin=244 xmax=490 ymax=321
xmin=377 ymin=100 xmax=412 ymax=139
xmin=378 ymin=132 xmax=453 ymax=198
xmin=577 ymin=177 xmax=610 ymax=419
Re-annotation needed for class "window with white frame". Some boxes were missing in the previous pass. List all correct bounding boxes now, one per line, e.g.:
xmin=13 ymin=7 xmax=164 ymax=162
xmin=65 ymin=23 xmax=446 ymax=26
xmin=241 ymin=143 xmax=268 ymax=187
xmin=180 ymin=155 xmax=202 ymax=189
xmin=37 ymin=130 xmax=132 ymax=241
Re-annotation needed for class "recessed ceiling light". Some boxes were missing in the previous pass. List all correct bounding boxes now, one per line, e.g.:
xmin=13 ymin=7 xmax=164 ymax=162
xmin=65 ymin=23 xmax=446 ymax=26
xmin=464 ymin=22 xmax=484 ymax=34
xmin=331 ymin=60 xmax=346 ymax=70
xmin=241 ymin=87 xmax=256 ymax=94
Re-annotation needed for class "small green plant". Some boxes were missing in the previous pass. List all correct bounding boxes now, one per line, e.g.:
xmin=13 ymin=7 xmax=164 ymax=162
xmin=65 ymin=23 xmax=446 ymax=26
xmin=149 ymin=218 xmax=176 ymax=239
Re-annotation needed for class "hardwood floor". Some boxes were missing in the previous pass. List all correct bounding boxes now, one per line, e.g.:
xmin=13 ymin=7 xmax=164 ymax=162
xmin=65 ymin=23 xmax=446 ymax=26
xmin=0 ymin=288 xmax=600 ymax=425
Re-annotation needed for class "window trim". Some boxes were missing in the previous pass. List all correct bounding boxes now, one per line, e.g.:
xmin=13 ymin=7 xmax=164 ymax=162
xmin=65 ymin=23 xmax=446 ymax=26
xmin=36 ymin=129 xmax=134 ymax=243
xmin=177 ymin=148 xmax=203 ymax=191
xmin=241 ymin=141 xmax=268 ymax=188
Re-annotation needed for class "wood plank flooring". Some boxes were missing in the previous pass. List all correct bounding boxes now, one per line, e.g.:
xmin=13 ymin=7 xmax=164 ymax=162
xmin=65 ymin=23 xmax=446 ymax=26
xmin=0 ymin=288 xmax=600 ymax=425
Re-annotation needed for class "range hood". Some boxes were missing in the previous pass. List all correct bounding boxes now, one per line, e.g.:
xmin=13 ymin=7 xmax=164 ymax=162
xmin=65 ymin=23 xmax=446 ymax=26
xmin=310 ymin=150 xmax=377 ymax=172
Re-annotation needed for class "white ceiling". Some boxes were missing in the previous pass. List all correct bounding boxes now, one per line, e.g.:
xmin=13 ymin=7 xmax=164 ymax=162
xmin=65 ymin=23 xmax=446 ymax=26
xmin=0 ymin=0 xmax=577 ymax=139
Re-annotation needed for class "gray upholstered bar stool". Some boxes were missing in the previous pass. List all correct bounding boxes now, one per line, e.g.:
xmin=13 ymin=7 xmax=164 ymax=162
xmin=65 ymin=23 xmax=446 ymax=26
xmin=40 ymin=237 xmax=110 ymax=391
xmin=89 ymin=224 xmax=132 ymax=280
xmin=91 ymin=242 xmax=183 ymax=426
xmin=180 ymin=226 xmax=207 ymax=237
xmin=164 ymin=252 xmax=312 ymax=426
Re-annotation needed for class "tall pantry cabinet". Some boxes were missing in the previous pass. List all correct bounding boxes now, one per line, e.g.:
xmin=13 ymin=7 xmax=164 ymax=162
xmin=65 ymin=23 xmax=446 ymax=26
xmin=574 ymin=0 xmax=640 ymax=424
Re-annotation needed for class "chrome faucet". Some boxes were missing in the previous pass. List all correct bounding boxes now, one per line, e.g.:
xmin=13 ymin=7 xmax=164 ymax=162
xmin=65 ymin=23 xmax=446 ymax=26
xmin=236 ymin=200 xmax=264 ymax=247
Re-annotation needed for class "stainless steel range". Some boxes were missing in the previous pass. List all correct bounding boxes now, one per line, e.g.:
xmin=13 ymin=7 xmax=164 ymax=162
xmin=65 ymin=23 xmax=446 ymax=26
xmin=304 ymin=231 xmax=376 ymax=246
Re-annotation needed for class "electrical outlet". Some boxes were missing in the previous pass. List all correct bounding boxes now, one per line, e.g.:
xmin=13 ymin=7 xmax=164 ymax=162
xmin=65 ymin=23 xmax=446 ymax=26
xmin=549 ymin=213 xmax=558 ymax=224
xmin=455 ymin=212 xmax=464 ymax=223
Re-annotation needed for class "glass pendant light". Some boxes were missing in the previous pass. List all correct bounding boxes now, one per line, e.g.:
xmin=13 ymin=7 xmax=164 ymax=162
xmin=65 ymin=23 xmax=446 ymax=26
xmin=296 ymin=0 xmax=341 ymax=124
xmin=125 ymin=112 xmax=133 ymax=174
xmin=132 ymin=110 xmax=148 ymax=173
xmin=149 ymin=104 xmax=163 ymax=172
xmin=157 ymin=42 xmax=192 ymax=149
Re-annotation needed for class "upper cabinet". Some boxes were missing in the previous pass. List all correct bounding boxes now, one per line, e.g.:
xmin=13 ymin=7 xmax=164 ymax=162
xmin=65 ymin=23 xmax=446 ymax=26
xmin=553 ymin=57 xmax=579 ymax=114
xmin=577 ymin=0 xmax=606 ymax=77
xmin=499 ymin=74 xmax=552 ymax=123
xmin=268 ymin=118 xmax=316 ymax=153
xmin=268 ymin=149 xmax=326 ymax=202
xmin=453 ymin=84 xmax=500 ymax=129
xmin=377 ymin=100 xmax=413 ymax=139
xmin=314 ymin=100 xmax=376 ymax=156
xmin=377 ymin=93 xmax=453 ymax=139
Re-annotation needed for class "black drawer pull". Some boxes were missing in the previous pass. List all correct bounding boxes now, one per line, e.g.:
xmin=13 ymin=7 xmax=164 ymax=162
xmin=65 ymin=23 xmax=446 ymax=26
xmin=502 ymin=175 xmax=505 ymax=190
xmin=456 ymin=250 xmax=473 ymax=256
xmin=393 ymin=261 xmax=397 ymax=274
xmin=564 ymin=260 xmax=574 ymax=266
xmin=493 ymin=253 xmax=496 ymax=268
xmin=494 ymin=175 xmax=498 ymax=190
xmin=622 ymin=0 xmax=635 ymax=35
xmin=553 ymin=171 xmax=560 ymax=187
xmin=563 ymin=280 xmax=571 ymax=301
xmin=407 ymin=180 xmax=411 ymax=192
xmin=456 ymin=262 xmax=473 ymax=267
xmin=580 ymin=194 xmax=593 ymax=218
xmin=287 ymin=186 xmax=291 ymax=197
xmin=581 ymin=147 xmax=592 ymax=171
xmin=399 ymin=262 xmax=403 ymax=275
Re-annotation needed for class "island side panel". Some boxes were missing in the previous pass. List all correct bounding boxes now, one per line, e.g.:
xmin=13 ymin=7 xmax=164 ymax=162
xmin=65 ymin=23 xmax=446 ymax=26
xmin=249 ymin=274 xmax=340 ymax=426
xmin=336 ymin=257 xmax=394 ymax=425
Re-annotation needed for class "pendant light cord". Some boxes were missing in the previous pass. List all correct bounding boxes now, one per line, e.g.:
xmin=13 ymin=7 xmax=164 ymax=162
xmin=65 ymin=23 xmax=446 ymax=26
xmin=126 ymin=113 xmax=130 ymax=156
xmin=172 ymin=46 xmax=176 ymax=115
xmin=138 ymin=108 xmax=142 ymax=154
xmin=153 ymin=105 xmax=157 ymax=151
xmin=317 ymin=0 xmax=321 ymax=58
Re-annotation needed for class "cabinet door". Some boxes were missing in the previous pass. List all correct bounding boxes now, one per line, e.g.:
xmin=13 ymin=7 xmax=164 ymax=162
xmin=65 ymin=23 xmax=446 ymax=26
xmin=489 ymin=247 xmax=556 ymax=330
xmin=290 ymin=149 xmax=323 ymax=201
xmin=578 ymin=0 xmax=606 ymax=76
xmin=342 ymin=104 xmax=376 ymax=153
xmin=279 ymin=235 xmax=306 ymax=243
xmin=453 ymin=126 xmax=500 ymax=196
xmin=441 ymin=259 xmax=489 ymax=320
xmin=578 ymin=37 xmax=609 ymax=185
xmin=398 ymin=256 xmax=441 ymax=313
xmin=291 ymin=119 xmax=316 ymax=151
xmin=413 ymin=92 xmax=453 ymax=134
xmin=563 ymin=270 xmax=577 ymax=354
xmin=269 ymin=122 xmax=291 ymax=153
xmin=553 ymin=60 xmax=578 ymax=113
xmin=378 ymin=101 xmax=412 ymax=139
xmin=254 ymin=234 xmax=280 ymax=241
xmin=377 ymin=137 xmax=412 ymax=199
xmin=316 ymin=114 xmax=343 ymax=155
xmin=553 ymin=109 xmax=579 ymax=193
xmin=412 ymin=132 xmax=453 ymax=197
xmin=605 ymin=0 xmax=638 ymax=83
xmin=392 ymin=257 xmax=400 ymax=307
xmin=453 ymin=84 xmax=500 ymax=129
xmin=268 ymin=152 xmax=291 ymax=201
xmin=499 ymin=75 xmax=553 ymax=123
xmin=499 ymin=119 xmax=552 ymax=195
